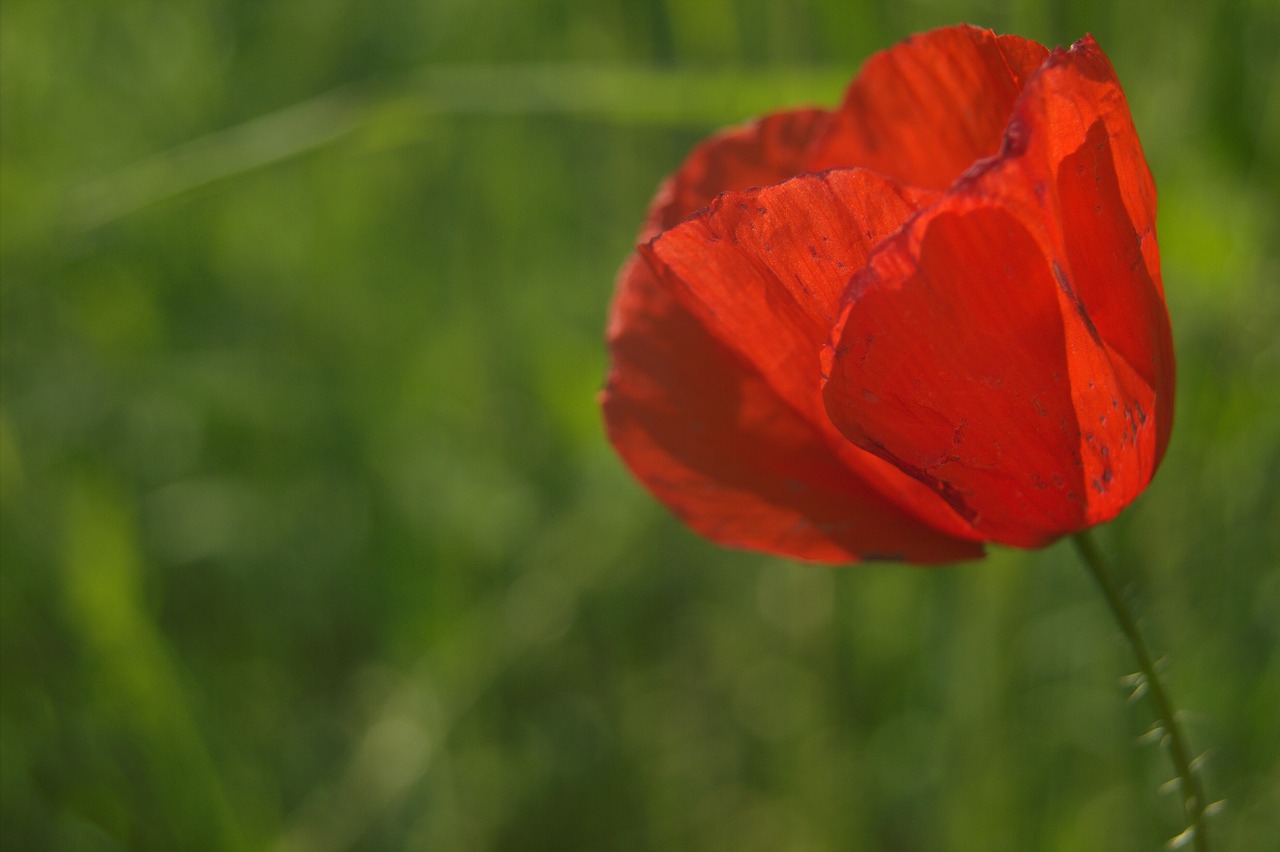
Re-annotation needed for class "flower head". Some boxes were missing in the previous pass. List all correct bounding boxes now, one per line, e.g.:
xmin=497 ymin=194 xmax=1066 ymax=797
xmin=602 ymin=25 xmax=1174 ymax=564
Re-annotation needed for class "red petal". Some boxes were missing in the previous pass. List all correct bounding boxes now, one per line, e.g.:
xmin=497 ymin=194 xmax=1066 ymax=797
xmin=602 ymin=255 xmax=983 ymax=564
xmin=822 ymin=37 xmax=1172 ymax=546
xmin=642 ymin=108 xmax=831 ymax=240
xmin=805 ymin=25 xmax=1048 ymax=190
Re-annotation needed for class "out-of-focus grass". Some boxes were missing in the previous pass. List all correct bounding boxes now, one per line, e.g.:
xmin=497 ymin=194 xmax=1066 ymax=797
xmin=2 ymin=1 xmax=1277 ymax=850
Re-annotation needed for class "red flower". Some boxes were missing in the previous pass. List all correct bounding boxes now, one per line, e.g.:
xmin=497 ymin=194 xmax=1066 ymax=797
xmin=601 ymin=25 xmax=1174 ymax=564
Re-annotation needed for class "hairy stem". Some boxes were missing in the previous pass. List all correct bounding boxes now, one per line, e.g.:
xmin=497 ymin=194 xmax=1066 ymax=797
xmin=1072 ymin=530 xmax=1210 ymax=852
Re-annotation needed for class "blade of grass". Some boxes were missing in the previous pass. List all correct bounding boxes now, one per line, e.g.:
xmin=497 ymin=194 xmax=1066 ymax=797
xmin=65 ymin=65 xmax=847 ymax=232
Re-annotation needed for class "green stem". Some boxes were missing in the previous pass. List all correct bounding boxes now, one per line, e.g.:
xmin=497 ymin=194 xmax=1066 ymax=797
xmin=1071 ymin=530 xmax=1210 ymax=852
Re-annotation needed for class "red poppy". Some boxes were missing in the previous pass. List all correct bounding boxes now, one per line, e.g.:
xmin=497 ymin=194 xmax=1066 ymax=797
xmin=601 ymin=25 xmax=1174 ymax=564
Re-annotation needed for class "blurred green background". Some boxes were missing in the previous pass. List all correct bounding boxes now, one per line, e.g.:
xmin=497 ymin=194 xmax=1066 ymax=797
xmin=2 ymin=0 xmax=1277 ymax=849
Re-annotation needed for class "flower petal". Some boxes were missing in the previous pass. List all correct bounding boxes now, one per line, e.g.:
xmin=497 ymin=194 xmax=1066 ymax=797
xmin=805 ymin=25 xmax=1048 ymax=190
xmin=602 ymin=255 xmax=983 ymax=564
xmin=642 ymin=108 xmax=832 ymax=239
xmin=822 ymin=37 xmax=1172 ymax=546
xmin=605 ymin=111 xmax=983 ymax=562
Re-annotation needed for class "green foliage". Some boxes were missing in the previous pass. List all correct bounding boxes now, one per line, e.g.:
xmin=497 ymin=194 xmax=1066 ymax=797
xmin=2 ymin=1 xmax=1277 ymax=849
